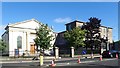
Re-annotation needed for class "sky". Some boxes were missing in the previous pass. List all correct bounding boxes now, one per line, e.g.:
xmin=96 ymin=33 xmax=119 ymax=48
xmin=1 ymin=0 xmax=120 ymax=2
xmin=1 ymin=2 xmax=118 ymax=41
xmin=118 ymin=2 xmax=120 ymax=40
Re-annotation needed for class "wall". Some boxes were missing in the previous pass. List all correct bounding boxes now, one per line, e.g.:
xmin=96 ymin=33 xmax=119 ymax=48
xmin=9 ymin=28 xmax=28 ymax=56
xmin=8 ymin=24 xmax=38 ymax=56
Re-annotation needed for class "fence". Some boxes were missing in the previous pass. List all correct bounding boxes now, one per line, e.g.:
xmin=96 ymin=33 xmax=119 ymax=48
xmin=1 ymin=50 xmax=40 ymax=57
xmin=59 ymin=47 xmax=100 ymax=57
xmin=59 ymin=49 xmax=70 ymax=57
xmin=1 ymin=47 xmax=100 ymax=58
xmin=1 ymin=50 xmax=55 ymax=57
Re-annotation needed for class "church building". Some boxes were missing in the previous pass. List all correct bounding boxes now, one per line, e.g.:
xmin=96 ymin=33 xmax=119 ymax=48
xmin=2 ymin=19 xmax=57 ymax=57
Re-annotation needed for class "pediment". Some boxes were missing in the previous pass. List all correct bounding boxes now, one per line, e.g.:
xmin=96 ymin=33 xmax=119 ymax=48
xmin=9 ymin=19 xmax=41 ymax=29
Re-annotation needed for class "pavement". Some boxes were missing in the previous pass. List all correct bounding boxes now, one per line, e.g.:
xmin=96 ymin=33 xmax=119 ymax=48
xmin=0 ymin=54 xmax=113 ymax=64
xmin=0 ymin=54 xmax=101 ymax=61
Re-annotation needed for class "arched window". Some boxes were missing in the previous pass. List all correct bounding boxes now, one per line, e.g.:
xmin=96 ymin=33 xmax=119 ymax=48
xmin=17 ymin=36 xmax=22 ymax=49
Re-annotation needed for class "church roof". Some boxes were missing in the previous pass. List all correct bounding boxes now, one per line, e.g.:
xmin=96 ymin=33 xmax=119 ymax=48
xmin=5 ymin=18 xmax=42 ymax=30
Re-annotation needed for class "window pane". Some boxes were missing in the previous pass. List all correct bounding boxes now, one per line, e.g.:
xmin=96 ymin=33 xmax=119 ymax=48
xmin=17 ymin=36 xmax=22 ymax=49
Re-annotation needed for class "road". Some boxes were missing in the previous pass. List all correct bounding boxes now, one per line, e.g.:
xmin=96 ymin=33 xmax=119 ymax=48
xmin=1 ymin=58 xmax=120 ymax=68
xmin=60 ymin=59 xmax=120 ymax=68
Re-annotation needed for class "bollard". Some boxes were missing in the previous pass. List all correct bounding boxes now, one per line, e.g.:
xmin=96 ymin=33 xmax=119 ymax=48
xmin=40 ymin=56 xmax=43 ymax=66
xmin=91 ymin=53 xmax=94 ymax=59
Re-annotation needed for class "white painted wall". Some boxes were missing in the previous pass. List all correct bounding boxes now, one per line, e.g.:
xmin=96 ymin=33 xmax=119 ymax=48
xmin=8 ymin=27 xmax=36 ymax=56
xmin=3 ymin=19 xmax=56 ymax=57
xmin=9 ymin=29 xmax=26 ymax=56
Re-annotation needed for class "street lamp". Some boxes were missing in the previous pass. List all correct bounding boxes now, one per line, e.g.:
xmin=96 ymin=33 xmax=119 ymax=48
xmin=105 ymin=37 xmax=109 ymax=51
xmin=100 ymin=35 xmax=106 ymax=54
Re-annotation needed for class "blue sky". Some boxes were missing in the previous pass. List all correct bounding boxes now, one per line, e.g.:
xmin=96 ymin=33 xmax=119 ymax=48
xmin=1 ymin=2 xmax=118 ymax=41
xmin=1 ymin=0 xmax=120 ymax=2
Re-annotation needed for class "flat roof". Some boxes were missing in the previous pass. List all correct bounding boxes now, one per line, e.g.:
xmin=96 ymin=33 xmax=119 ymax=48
xmin=65 ymin=20 xmax=85 ymax=25
xmin=100 ymin=26 xmax=113 ymax=29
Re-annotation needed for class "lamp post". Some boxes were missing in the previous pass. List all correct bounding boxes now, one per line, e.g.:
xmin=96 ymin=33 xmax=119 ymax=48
xmin=106 ymin=27 xmax=109 ymax=50
xmin=100 ymin=35 xmax=105 ymax=54
xmin=106 ymin=37 xmax=109 ymax=51
xmin=100 ymin=40 xmax=104 ymax=54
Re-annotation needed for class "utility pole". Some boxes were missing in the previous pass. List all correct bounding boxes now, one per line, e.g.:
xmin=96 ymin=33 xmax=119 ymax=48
xmin=106 ymin=27 xmax=109 ymax=51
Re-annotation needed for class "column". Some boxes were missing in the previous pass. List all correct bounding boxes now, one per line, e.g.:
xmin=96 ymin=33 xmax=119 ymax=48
xmin=26 ymin=32 xmax=30 ymax=54
xmin=55 ymin=47 xmax=59 ymax=58
xmin=101 ymin=42 xmax=104 ymax=54
xmin=106 ymin=41 xmax=109 ymax=50
xmin=70 ymin=47 xmax=74 ymax=58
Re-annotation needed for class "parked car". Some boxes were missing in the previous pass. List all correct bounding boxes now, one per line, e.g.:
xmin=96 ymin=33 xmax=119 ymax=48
xmin=102 ymin=50 xmax=119 ymax=58
xmin=44 ymin=49 xmax=54 ymax=56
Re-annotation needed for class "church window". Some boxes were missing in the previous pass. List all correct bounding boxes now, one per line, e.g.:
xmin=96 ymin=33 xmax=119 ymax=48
xmin=17 ymin=36 xmax=22 ymax=49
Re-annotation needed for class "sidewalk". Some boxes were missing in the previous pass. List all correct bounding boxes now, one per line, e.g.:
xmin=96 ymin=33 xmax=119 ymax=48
xmin=75 ymin=54 xmax=101 ymax=58
xmin=0 ymin=54 xmax=101 ymax=61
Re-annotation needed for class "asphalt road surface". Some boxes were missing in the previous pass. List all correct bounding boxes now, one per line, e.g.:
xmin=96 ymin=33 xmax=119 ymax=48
xmin=1 ymin=58 xmax=120 ymax=68
xmin=53 ymin=59 xmax=120 ymax=68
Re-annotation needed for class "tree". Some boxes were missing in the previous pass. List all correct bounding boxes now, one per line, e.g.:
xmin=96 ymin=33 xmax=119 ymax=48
xmin=0 ymin=39 xmax=6 ymax=52
xmin=34 ymin=24 xmax=53 ymax=55
xmin=114 ymin=40 xmax=120 ymax=45
xmin=113 ymin=40 xmax=120 ymax=50
xmin=64 ymin=27 xmax=86 ymax=49
xmin=82 ymin=17 xmax=101 ymax=52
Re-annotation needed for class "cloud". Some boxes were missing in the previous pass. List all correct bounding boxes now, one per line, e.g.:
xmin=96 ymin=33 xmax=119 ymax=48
xmin=54 ymin=17 xmax=72 ymax=23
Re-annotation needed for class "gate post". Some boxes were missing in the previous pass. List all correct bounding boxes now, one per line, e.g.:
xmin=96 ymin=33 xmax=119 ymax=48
xmin=55 ymin=47 xmax=59 ymax=58
xmin=70 ymin=47 xmax=74 ymax=58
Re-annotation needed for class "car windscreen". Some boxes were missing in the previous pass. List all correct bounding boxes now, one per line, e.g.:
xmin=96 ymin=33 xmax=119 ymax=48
xmin=109 ymin=50 xmax=117 ymax=53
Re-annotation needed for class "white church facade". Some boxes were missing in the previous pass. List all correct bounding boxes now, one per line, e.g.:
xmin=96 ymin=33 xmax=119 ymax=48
xmin=2 ymin=19 xmax=57 ymax=57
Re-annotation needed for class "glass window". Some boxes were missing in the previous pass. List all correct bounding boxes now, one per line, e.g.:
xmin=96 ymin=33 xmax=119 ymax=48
xmin=68 ymin=25 xmax=71 ymax=30
xmin=17 ymin=36 xmax=22 ymax=49
xmin=79 ymin=25 xmax=82 ymax=28
xmin=104 ymin=28 xmax=106 ymax=33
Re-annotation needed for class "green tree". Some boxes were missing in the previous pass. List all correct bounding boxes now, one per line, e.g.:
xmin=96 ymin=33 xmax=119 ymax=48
xmin=82 ymin=17 xmax=101 ymax=52
xmin=113 ymin=40 xmax=120 ymax=50
xmin=34 ymin=24 xmax=53 ymax=55
xmin=0 ymin=39 xmax=6 ymax=52
xmin=114 ymin=40 xmax=120 ymax=44
xmin=64 ymin=27 xmax=86 ymax=49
